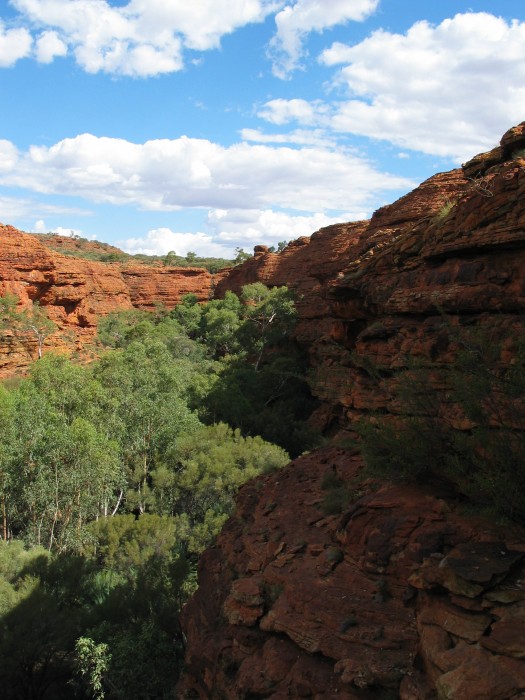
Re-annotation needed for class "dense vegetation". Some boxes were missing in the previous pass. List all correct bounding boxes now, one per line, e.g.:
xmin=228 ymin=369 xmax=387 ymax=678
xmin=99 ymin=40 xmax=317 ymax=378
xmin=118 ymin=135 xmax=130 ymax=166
xmin=0 ymin=283 xmax=317 ymax=699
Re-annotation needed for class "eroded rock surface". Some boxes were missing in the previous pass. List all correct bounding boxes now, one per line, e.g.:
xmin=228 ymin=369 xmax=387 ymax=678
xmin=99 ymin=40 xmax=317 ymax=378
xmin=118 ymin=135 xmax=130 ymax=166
xmin=215 ymin=124 xmax=525 ymax=438
xmin=178 ymin=447 xmax=525 ymax=699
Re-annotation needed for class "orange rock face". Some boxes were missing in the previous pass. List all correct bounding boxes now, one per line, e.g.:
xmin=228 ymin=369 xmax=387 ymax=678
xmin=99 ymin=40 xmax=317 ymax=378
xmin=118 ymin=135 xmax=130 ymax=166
xmin=215 ymin=125 xmax=525 ymax=438
xmin=179 ymin=124 xmax=525 ymax=698
xmin=0 ymin=225 xmax=215 ymax=375
xmin=178 ymin=447 xmax=525 ymax=699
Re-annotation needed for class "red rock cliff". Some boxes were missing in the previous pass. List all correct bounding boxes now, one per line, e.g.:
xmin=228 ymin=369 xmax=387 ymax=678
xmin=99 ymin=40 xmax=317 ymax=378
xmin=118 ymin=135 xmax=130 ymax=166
xmin=178 ymin=124 xmax=525 ymax=698
xmin=215 ymin=125 xmax=525 ymax=438
xmin=179 ymin=448 xmax=525 ymax=699
xmin=0 ymin=225 xmax=216 ymax=375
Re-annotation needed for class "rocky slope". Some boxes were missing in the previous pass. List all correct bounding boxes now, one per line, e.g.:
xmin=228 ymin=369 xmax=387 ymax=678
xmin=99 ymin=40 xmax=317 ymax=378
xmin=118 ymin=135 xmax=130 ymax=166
xmin=177 ymin=123 xmax=525 ymax=698
xmin=0 ymin=225 xmax=220 ymax=374
xmin=215 ymin=125 xmax=525 ymax=437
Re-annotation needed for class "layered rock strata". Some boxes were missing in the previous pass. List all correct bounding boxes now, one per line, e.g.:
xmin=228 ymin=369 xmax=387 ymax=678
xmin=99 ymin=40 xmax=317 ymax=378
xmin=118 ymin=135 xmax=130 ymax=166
xmin=0 ymin=225 xmax=216 ymax=374
xmin=215 ymin=124 xmax=525 ymax=437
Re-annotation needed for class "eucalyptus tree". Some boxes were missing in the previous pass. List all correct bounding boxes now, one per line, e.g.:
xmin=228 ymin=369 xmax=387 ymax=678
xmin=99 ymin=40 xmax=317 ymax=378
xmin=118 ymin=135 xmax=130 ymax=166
xmin=92 ymin=339 xmax=201 ymax=514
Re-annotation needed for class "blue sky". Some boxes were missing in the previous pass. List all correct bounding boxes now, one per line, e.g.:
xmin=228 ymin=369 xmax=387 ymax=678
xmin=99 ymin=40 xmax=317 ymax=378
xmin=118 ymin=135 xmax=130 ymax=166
xmin=1 ymin=0 xmax=524 ymax=258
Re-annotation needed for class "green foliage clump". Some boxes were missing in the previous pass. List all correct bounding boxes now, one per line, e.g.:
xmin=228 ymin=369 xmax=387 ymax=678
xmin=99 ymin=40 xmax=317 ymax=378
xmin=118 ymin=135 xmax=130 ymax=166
xmin=434 ymin=199 xmax=456 ymax=221
xmin=153 ymin=423 xmax=289 ymax=553
xmin=0 ymin=294 xmax=56 ymax=359
xmin=0 ymin=281 xmax=318 ymax=697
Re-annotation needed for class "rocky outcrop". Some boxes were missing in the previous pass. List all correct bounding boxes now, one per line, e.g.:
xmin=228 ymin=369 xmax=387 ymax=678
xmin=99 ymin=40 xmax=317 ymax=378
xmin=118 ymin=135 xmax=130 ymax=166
xmin=178 ymin=447 xmax=525 ymax=699
xmin=179 ymin=124 xmax=525 ymax=698
xmin=215 ymin=124 xmax=525 ymax=437
xmin=0 ymin=225 xmax=215 ymax=374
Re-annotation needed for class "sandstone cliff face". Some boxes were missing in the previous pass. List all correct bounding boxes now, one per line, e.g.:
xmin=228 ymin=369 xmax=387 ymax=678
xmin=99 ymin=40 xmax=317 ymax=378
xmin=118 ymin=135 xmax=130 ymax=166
xmin=178 ymin=124 xmax=525 ymax=698
xmin=0 ymin=225 xmax=215 ymax=375
xmin=215 ymin=126 xmax=525 ymax=437
xmin=178 ymin=448 xmax=525 ymax=699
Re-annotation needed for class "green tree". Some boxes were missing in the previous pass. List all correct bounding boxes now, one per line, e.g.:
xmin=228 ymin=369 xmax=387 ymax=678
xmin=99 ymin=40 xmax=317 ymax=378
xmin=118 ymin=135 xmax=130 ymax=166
xmin=4 ymin=357 xmax=125 ymax=550
xmin=0 ymin=386 xmax=15 ymax=541
xmin=75 ymin=637 xmax=111 ymax=700
xmin=240 ymin=283 xmax=297 ymax=370
xmin=163 ymin=250 xmax=178 ymax=266
xmin=152 ymin=423 xmax=288 ymax=553
xmin=234 ymin=247 xmax=251 ymax=265
xmin=356 ymin=322 xmax=525 ymax=521
xmin=93 ymin=340 xmax=201 ymax=514
xmin=0 ymin=293 xmax=18 ymax=327
xmin=97 ymin=309 xmax=152 ymax=348
xmin=200 ymin=293 xmax=243 ymax=357
xmin=170 ymin=293 xmax=203 ymax=337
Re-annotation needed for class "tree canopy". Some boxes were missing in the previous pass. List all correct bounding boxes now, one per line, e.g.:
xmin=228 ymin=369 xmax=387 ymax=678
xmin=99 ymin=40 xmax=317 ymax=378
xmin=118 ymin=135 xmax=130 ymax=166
xmin=0 ymin=282 xmax=319 ymax=698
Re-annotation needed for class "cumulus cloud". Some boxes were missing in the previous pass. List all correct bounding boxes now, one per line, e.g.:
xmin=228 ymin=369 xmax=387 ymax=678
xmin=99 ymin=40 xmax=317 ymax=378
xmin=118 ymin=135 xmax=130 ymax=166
xmin=268 ymin=0 xmax=379 ymax=78
xmin=0 ymin=21 xmax=32 ymax=66
xmin=0 ymin=133 xmax=412 ymax=214
xmin=0 ymin=141 xmax=19 ymax=171
xmin=207 ymin=207 xmax=360 ymax=244
xmin=240 ymin=127 xmax=336 ymax=148
xmin=9 ymin=0 xmax=279 ymax=76
xmin=317 ymin=12 xmax=525 ymax=160
xmin=257 ymin=98 xmax=328 ymax=126
xmin=34 ymin=30 xmax=67 ymax=62
xmin=118 ymin=208 xmax=360 ymax=259
xmin=118 ymin=227 xmax=233 ymax=258
xmin=33 ymin=219 xmax=85 ymax=237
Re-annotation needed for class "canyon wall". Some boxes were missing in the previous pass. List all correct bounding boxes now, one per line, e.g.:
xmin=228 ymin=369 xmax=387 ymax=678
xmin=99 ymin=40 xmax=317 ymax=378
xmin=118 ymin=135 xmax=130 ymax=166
xmin=214 ymin=124 xmax=525 ymax=437
xmin=0 ymin=225 xmax=218 ymax=375
xmin=2 ymin=123 xmax=525 ymax=698
xmin=177 ymin=123 xmax=525 ymax=698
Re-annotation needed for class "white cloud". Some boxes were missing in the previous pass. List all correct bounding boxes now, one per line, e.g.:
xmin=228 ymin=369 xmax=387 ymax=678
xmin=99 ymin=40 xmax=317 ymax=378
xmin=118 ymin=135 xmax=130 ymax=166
xmin=9 ymin=0 xmax=280 ymax=76
xmin=268 ymin=0 xmax=379 ymax=78
xmin=0 ymin=21 xmax=32 ymax=66
xmin=317 ymin=13 xmax=525 ymax=161
xmin=33 ymin=219 xmax=85 ymax=237
xmin=119 ymin=227 xmax=232 ymax=258
xmin=241 ymin=127 xmax=336 ymax=147
xmin=0 ymin=195 xmax=90 ymax=222
xmin=35 ymin=29 xmax=67 ymax=62
xmin=117 ymin=207 xmax=362 ymax=259
xmin=207 ymin=207 xmax=361 ymax=245
xmin=257 ymin=98 xmax=327 ymax=126
xmin=0 ymin=141 xmax=19 ymax=171
xmin=0 ymin=133 xmax=412 ymax=214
